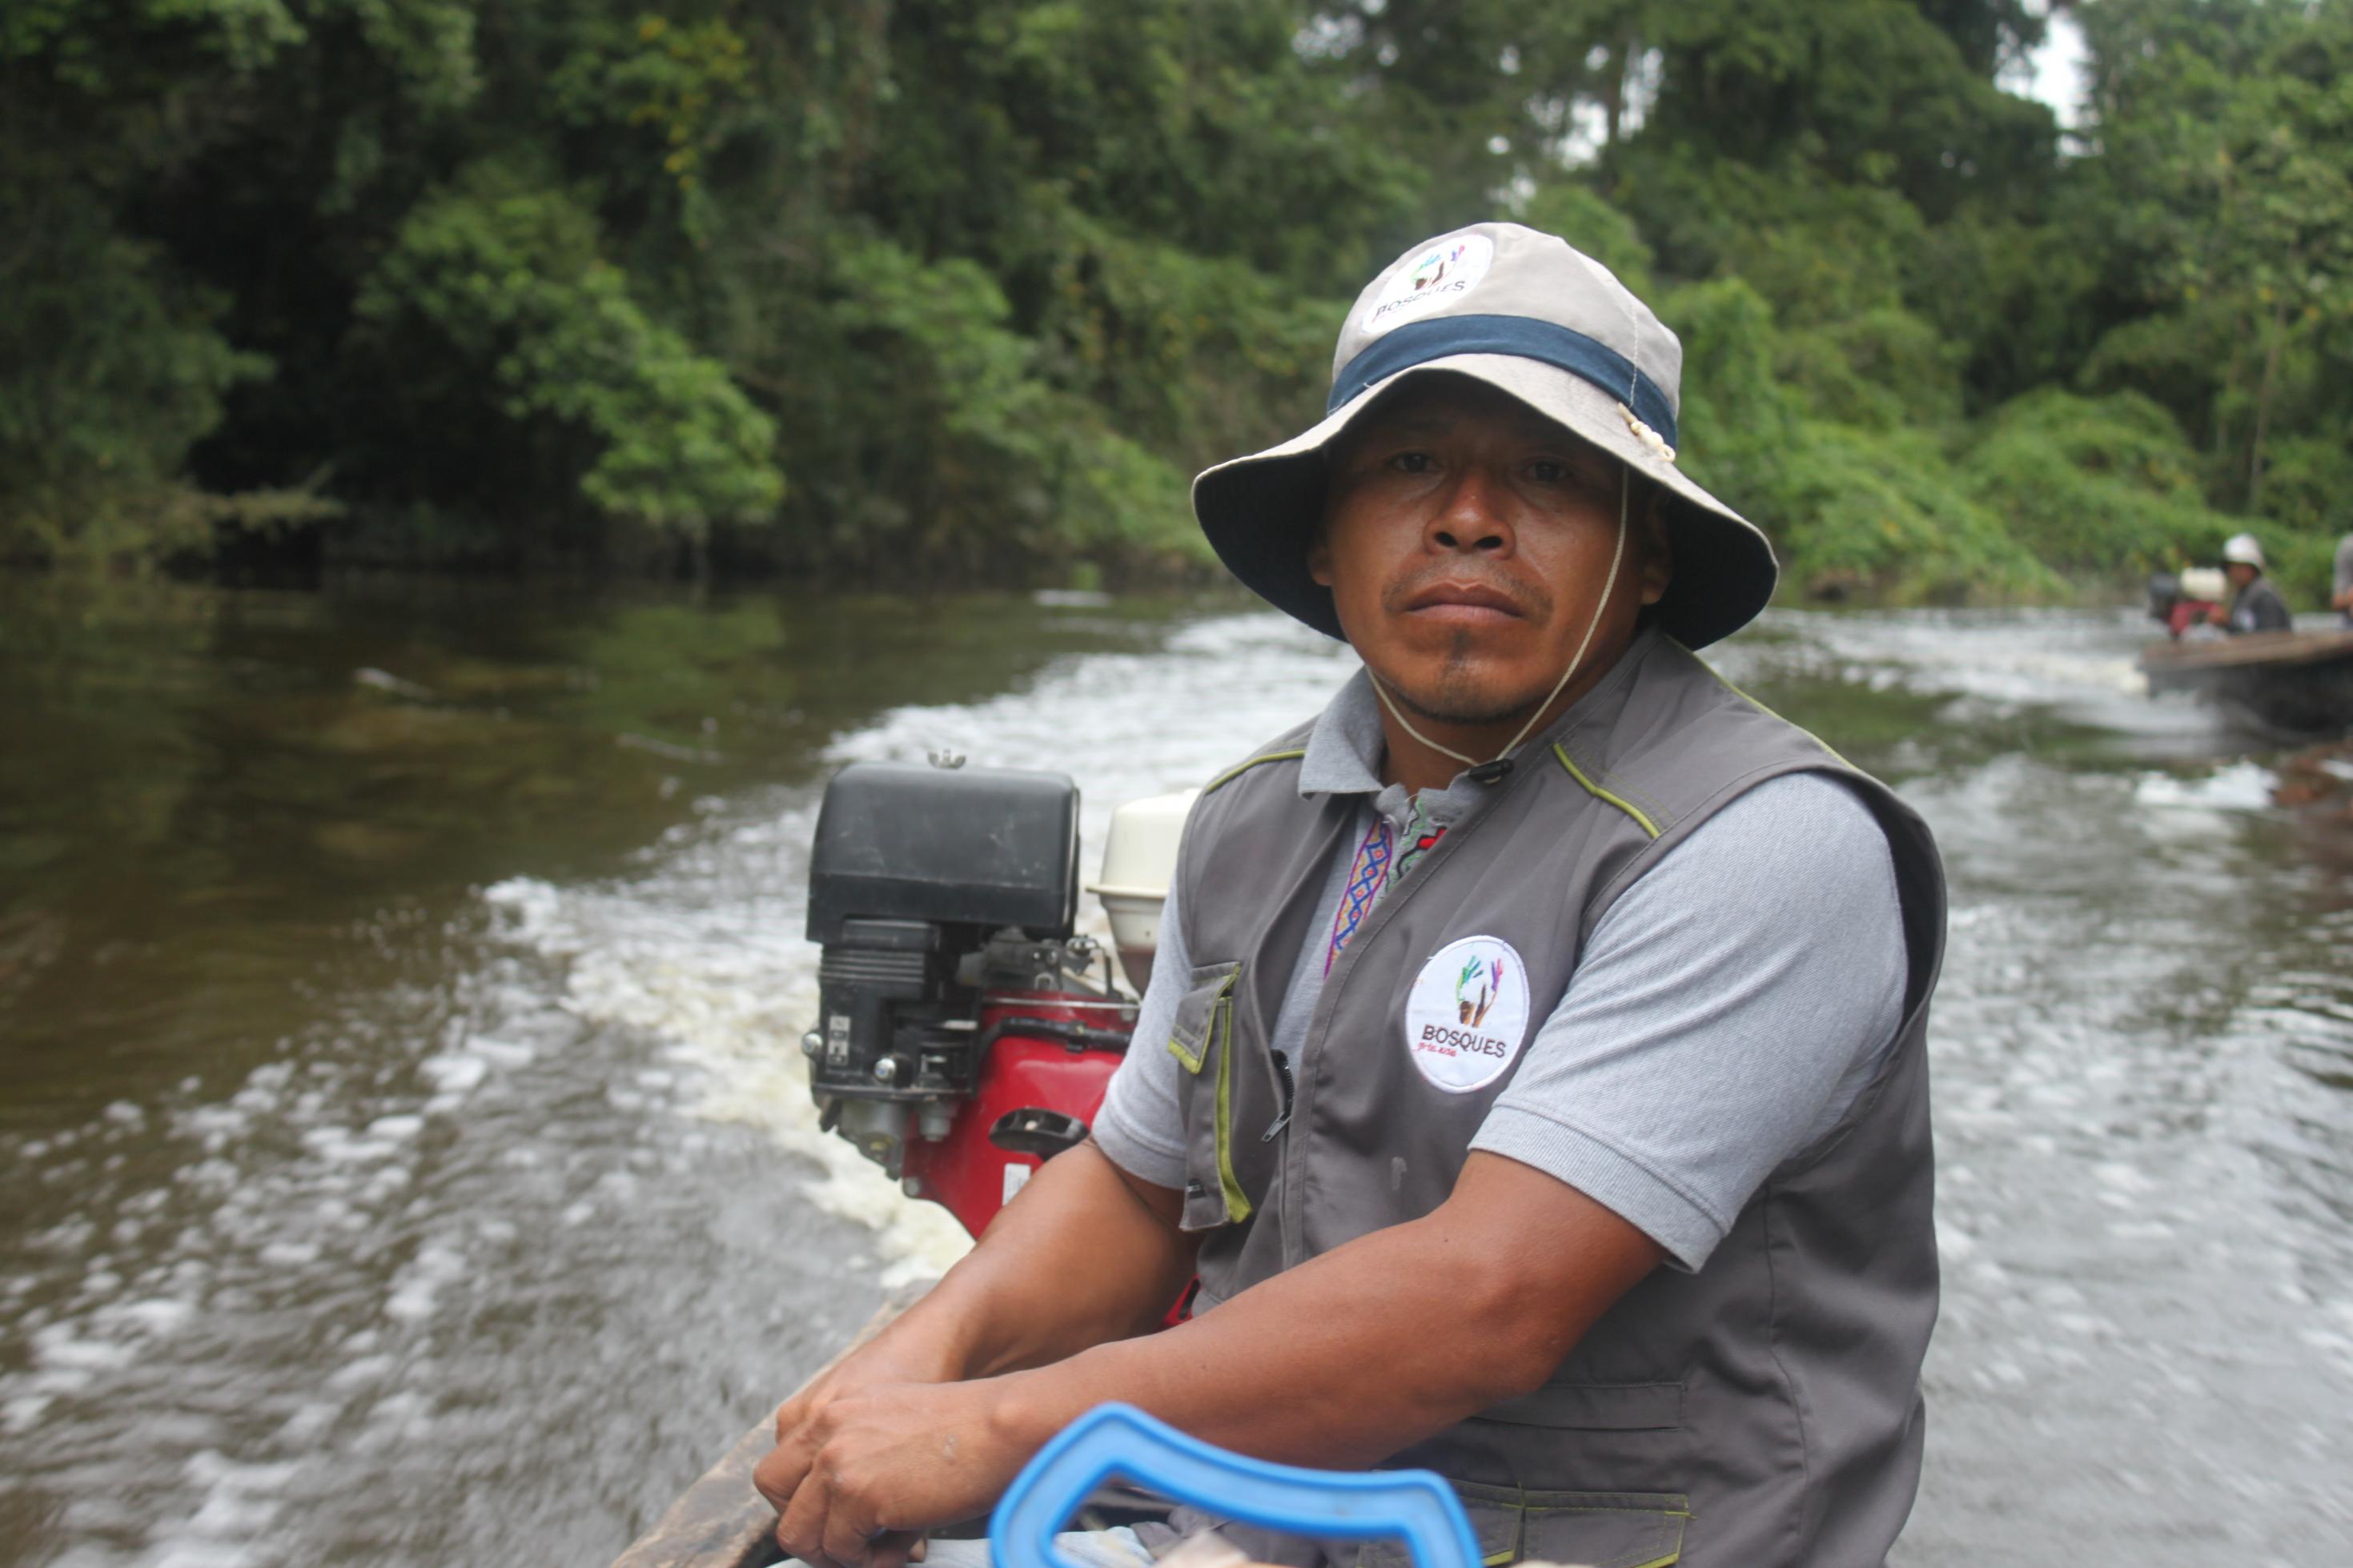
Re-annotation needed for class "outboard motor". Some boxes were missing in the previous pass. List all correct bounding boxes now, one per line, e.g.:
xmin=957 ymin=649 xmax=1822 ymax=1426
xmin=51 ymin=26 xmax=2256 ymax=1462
xmin=804 ymin=761 xmax=1138 ymax=1237
xmin=2148 ymin=566 xmax=2227 ymax=641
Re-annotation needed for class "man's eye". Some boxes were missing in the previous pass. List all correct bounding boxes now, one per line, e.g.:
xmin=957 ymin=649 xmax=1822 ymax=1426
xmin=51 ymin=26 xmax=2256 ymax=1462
xmin=1391 ymin=451 xmax=1435 ymax=475
xmin=1533 ymin=458 xmax=1612 ymax=494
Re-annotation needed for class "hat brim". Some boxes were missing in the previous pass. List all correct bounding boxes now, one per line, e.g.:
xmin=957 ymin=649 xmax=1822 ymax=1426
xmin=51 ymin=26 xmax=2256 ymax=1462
xmin=1191 ymin=354 xmax=1777 ymax=650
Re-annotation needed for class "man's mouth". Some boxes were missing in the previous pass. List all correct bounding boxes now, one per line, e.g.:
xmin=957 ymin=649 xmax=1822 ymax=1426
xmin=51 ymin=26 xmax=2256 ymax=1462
xmin=1399 ymin=579 xmax=1527 ymax=626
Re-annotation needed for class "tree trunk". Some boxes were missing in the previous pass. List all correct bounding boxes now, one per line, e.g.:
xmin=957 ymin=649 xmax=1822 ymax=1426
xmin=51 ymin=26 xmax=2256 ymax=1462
xmin=1603 ymin=45 xmax=1623 ymax=147
xmin=2247 ymin=293 xmax=2288 ymax=514
xmin=2210 ymin=343 xmax=2239 ymax=466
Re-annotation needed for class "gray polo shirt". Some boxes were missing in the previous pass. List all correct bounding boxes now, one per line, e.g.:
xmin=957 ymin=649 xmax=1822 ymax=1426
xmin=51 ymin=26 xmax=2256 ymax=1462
xmin=1093 ymin=668 xmax=1907 ymax=1271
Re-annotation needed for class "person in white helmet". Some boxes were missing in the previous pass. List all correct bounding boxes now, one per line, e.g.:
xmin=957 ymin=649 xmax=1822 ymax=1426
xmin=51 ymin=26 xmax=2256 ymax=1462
xmin=2210 ymin=533 xmax=2291 ymax=634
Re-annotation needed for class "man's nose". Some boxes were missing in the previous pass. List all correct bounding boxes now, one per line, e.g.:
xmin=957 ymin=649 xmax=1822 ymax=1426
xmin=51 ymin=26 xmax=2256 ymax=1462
xmin=1423 ymin=465 xmax=1514 ymax=556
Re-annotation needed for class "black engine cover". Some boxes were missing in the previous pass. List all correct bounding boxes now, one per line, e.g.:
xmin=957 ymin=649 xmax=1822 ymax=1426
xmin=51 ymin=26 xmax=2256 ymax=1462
xmin=805 ymin=761 xmax=1079 ymax=944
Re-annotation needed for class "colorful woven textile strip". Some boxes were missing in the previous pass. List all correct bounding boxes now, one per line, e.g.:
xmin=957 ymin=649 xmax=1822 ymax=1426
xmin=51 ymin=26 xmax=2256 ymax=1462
xmin=1325 ymin=816 xmax=1395 ymax=973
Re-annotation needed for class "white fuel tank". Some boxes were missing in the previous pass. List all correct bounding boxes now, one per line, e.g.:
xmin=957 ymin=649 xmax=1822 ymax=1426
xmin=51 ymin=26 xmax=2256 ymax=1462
xmin=1089 ymin=790 xmax=1198 ymax=994
xmin=2178 ymin=565 xmax=2227 ymax=602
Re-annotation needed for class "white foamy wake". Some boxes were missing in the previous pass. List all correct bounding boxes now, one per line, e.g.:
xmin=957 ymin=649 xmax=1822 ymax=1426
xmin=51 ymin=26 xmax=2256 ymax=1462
xmin=484 ymin=612 xmax=1355 ymax=1283
xmin=1769 ymin=606 xmax=2151 ymax=700
xmin=2131 ymin=758 xmax=2279 ymax=817
xmin=484 ymin=840 xmax=971 ymax=1288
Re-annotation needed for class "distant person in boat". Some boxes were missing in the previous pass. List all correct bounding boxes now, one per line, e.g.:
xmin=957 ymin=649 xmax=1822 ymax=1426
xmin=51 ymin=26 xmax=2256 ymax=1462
xmin=2333 ymin=528 xmax=2353 ymax=628
xmin=2210 ymin=533 xmax=2292 ymax=635
xmin=755 ymin=224 xmax=1946 ymax=1568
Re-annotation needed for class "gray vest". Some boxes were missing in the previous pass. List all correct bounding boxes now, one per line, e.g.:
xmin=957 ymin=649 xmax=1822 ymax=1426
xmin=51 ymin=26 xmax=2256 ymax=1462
xmin=1165 ymin=632 xmax=1945 ymax=1568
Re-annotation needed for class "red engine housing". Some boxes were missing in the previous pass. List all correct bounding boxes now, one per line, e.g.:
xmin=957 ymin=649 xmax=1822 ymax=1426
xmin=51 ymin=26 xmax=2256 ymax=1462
xmin=898 ymin=988 xmax=1130 ymax=1240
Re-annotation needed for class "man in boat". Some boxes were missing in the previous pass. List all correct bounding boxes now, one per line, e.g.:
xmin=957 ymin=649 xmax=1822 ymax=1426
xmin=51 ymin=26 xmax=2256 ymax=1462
xmin=756 ymin=223 xmax=1945 ymax=1568
xmin=2210 ymin=533 xmax=2292 ymax=635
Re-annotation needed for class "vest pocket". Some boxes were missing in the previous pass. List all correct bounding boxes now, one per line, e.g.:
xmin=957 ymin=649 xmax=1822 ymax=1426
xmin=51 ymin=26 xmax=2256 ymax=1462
xmin=1166 ymin=960 xmax=1238 ymax=1074
xmin=1166 ymin=960 xmax=1249 ymax=1230
xmin=1514 ymin=1487 xmax=1689 ymax=1568
xmin=1477 ymin=1379 xmax=1685 ymax=1432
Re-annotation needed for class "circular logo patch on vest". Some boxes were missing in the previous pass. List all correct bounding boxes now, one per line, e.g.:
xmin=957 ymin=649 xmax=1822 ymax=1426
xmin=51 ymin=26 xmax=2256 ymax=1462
xmin=1403 ymin=935 xmax=1532 ymax=1093
xmin=1360 ymin=233 xmax=1496 ymax=338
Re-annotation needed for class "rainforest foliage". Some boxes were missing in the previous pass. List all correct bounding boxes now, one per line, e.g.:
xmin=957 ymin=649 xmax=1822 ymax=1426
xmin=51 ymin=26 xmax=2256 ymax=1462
xmin=5 ymin=0 xmax=2351 ymax=602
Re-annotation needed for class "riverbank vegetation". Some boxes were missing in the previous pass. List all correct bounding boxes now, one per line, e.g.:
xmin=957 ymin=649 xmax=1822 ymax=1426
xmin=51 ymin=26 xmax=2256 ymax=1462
xmin=4 ymin=0 xmax=2348 ymax=604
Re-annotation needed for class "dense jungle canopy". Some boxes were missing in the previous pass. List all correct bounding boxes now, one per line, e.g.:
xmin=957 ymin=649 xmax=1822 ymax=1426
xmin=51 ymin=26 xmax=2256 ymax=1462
xmin=3 ymin=0 xmax=2350 ymax=602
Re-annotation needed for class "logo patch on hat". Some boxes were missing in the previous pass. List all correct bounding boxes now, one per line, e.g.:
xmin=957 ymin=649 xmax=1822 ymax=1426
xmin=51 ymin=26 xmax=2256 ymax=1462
xmin=1403 ymin=934 xmax=1531 ymax=1093
xmin=1362 ymin=233 xmax=1496 ymax=338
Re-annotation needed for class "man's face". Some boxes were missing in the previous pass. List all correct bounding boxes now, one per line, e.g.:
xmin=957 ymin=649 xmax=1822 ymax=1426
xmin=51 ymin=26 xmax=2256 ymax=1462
xmin=1307 ymin=375 xmax=1672 ymax=728
xmin=2227 ymin=561 xmax=2260 ymax=589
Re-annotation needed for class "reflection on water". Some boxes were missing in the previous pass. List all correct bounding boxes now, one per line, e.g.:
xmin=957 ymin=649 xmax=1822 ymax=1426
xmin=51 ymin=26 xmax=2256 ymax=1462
xmin=0 ymin=579 xmax=1187 ymax=1125
xmin=2 ymin=586 xmax=2350 ymax=1566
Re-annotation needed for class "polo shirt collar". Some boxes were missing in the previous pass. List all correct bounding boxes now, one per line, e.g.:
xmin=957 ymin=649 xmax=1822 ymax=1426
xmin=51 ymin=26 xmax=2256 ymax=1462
xmin=1295 ymin=629 xmax=1663 ymax=806
xmin=1297 ymin=668 xmax=1390 ymax=797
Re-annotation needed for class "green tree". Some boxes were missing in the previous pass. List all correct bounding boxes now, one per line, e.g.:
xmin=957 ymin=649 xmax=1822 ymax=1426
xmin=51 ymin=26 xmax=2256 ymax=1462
xmin=2075 ymin=0 xmax=2353 ymax=521
xmin=6 ymin=0 xmax=2351 ymax=606
xmin=349 ymin=163 xmax=783 ymax=562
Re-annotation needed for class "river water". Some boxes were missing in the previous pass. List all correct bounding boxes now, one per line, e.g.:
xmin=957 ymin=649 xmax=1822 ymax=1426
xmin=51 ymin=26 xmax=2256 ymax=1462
xmin=2 ymin=579 xmax=2349 ymax=1567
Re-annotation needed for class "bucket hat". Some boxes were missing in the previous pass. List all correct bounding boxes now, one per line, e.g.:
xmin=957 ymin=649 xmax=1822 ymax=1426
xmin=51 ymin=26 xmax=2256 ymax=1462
xmin=2222 ymin=532 xmax=2265 ymax=569
xmin=1193 ymin=222 xmax=1777 ymax=650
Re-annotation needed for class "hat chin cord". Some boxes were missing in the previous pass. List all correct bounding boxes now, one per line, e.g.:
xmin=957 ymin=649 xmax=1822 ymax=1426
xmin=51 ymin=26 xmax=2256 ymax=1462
xmin=1369 ymin=475 xmax=1628 ymax=786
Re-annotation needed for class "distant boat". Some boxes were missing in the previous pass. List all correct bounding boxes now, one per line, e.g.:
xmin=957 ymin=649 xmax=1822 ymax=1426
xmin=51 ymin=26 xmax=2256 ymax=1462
xmin=2141 ymin=628 xmax=2353 ymax=740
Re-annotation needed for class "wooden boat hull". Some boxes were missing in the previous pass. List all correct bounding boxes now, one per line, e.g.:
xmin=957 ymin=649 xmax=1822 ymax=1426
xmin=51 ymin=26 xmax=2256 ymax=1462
xmin=611 ymin=1283 xmax=930 ymax=1568
xmin=2140 ymin=628 xmax=2353 ymax=740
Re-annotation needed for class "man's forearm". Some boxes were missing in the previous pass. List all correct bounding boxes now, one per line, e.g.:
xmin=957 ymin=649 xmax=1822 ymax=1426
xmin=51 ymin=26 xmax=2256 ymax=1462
xmin=757 ymin=1155 xmax=1658 ymax=1565
xmin=982 ymin=1152 xmax=1660 ymax=1470
xmin=851 ymin=1140 xmax=1198 ymax=1384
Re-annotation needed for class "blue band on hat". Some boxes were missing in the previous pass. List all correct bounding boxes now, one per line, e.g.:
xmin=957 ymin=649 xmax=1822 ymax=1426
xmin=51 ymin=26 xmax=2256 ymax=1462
xmin=1327 ymin=314 xmax=1677 ymax=448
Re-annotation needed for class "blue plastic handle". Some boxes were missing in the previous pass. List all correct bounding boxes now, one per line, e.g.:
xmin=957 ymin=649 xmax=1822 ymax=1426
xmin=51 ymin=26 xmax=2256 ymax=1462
xmin=987 ymin=1404 xmax=1478 ymax=1568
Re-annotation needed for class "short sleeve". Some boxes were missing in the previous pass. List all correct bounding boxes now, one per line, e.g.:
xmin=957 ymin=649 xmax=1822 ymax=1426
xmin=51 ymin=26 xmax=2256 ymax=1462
xmin=1090 ymin=876 xmax=1192 ymax=1190
xmin=1469 ymin=772 xmax=1909 ymax=1271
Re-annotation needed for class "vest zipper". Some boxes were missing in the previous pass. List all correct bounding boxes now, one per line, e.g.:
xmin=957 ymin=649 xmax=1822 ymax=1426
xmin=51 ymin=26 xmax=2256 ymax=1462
xmin=1260 ymin=1049 xmax=1295 ymax=1141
